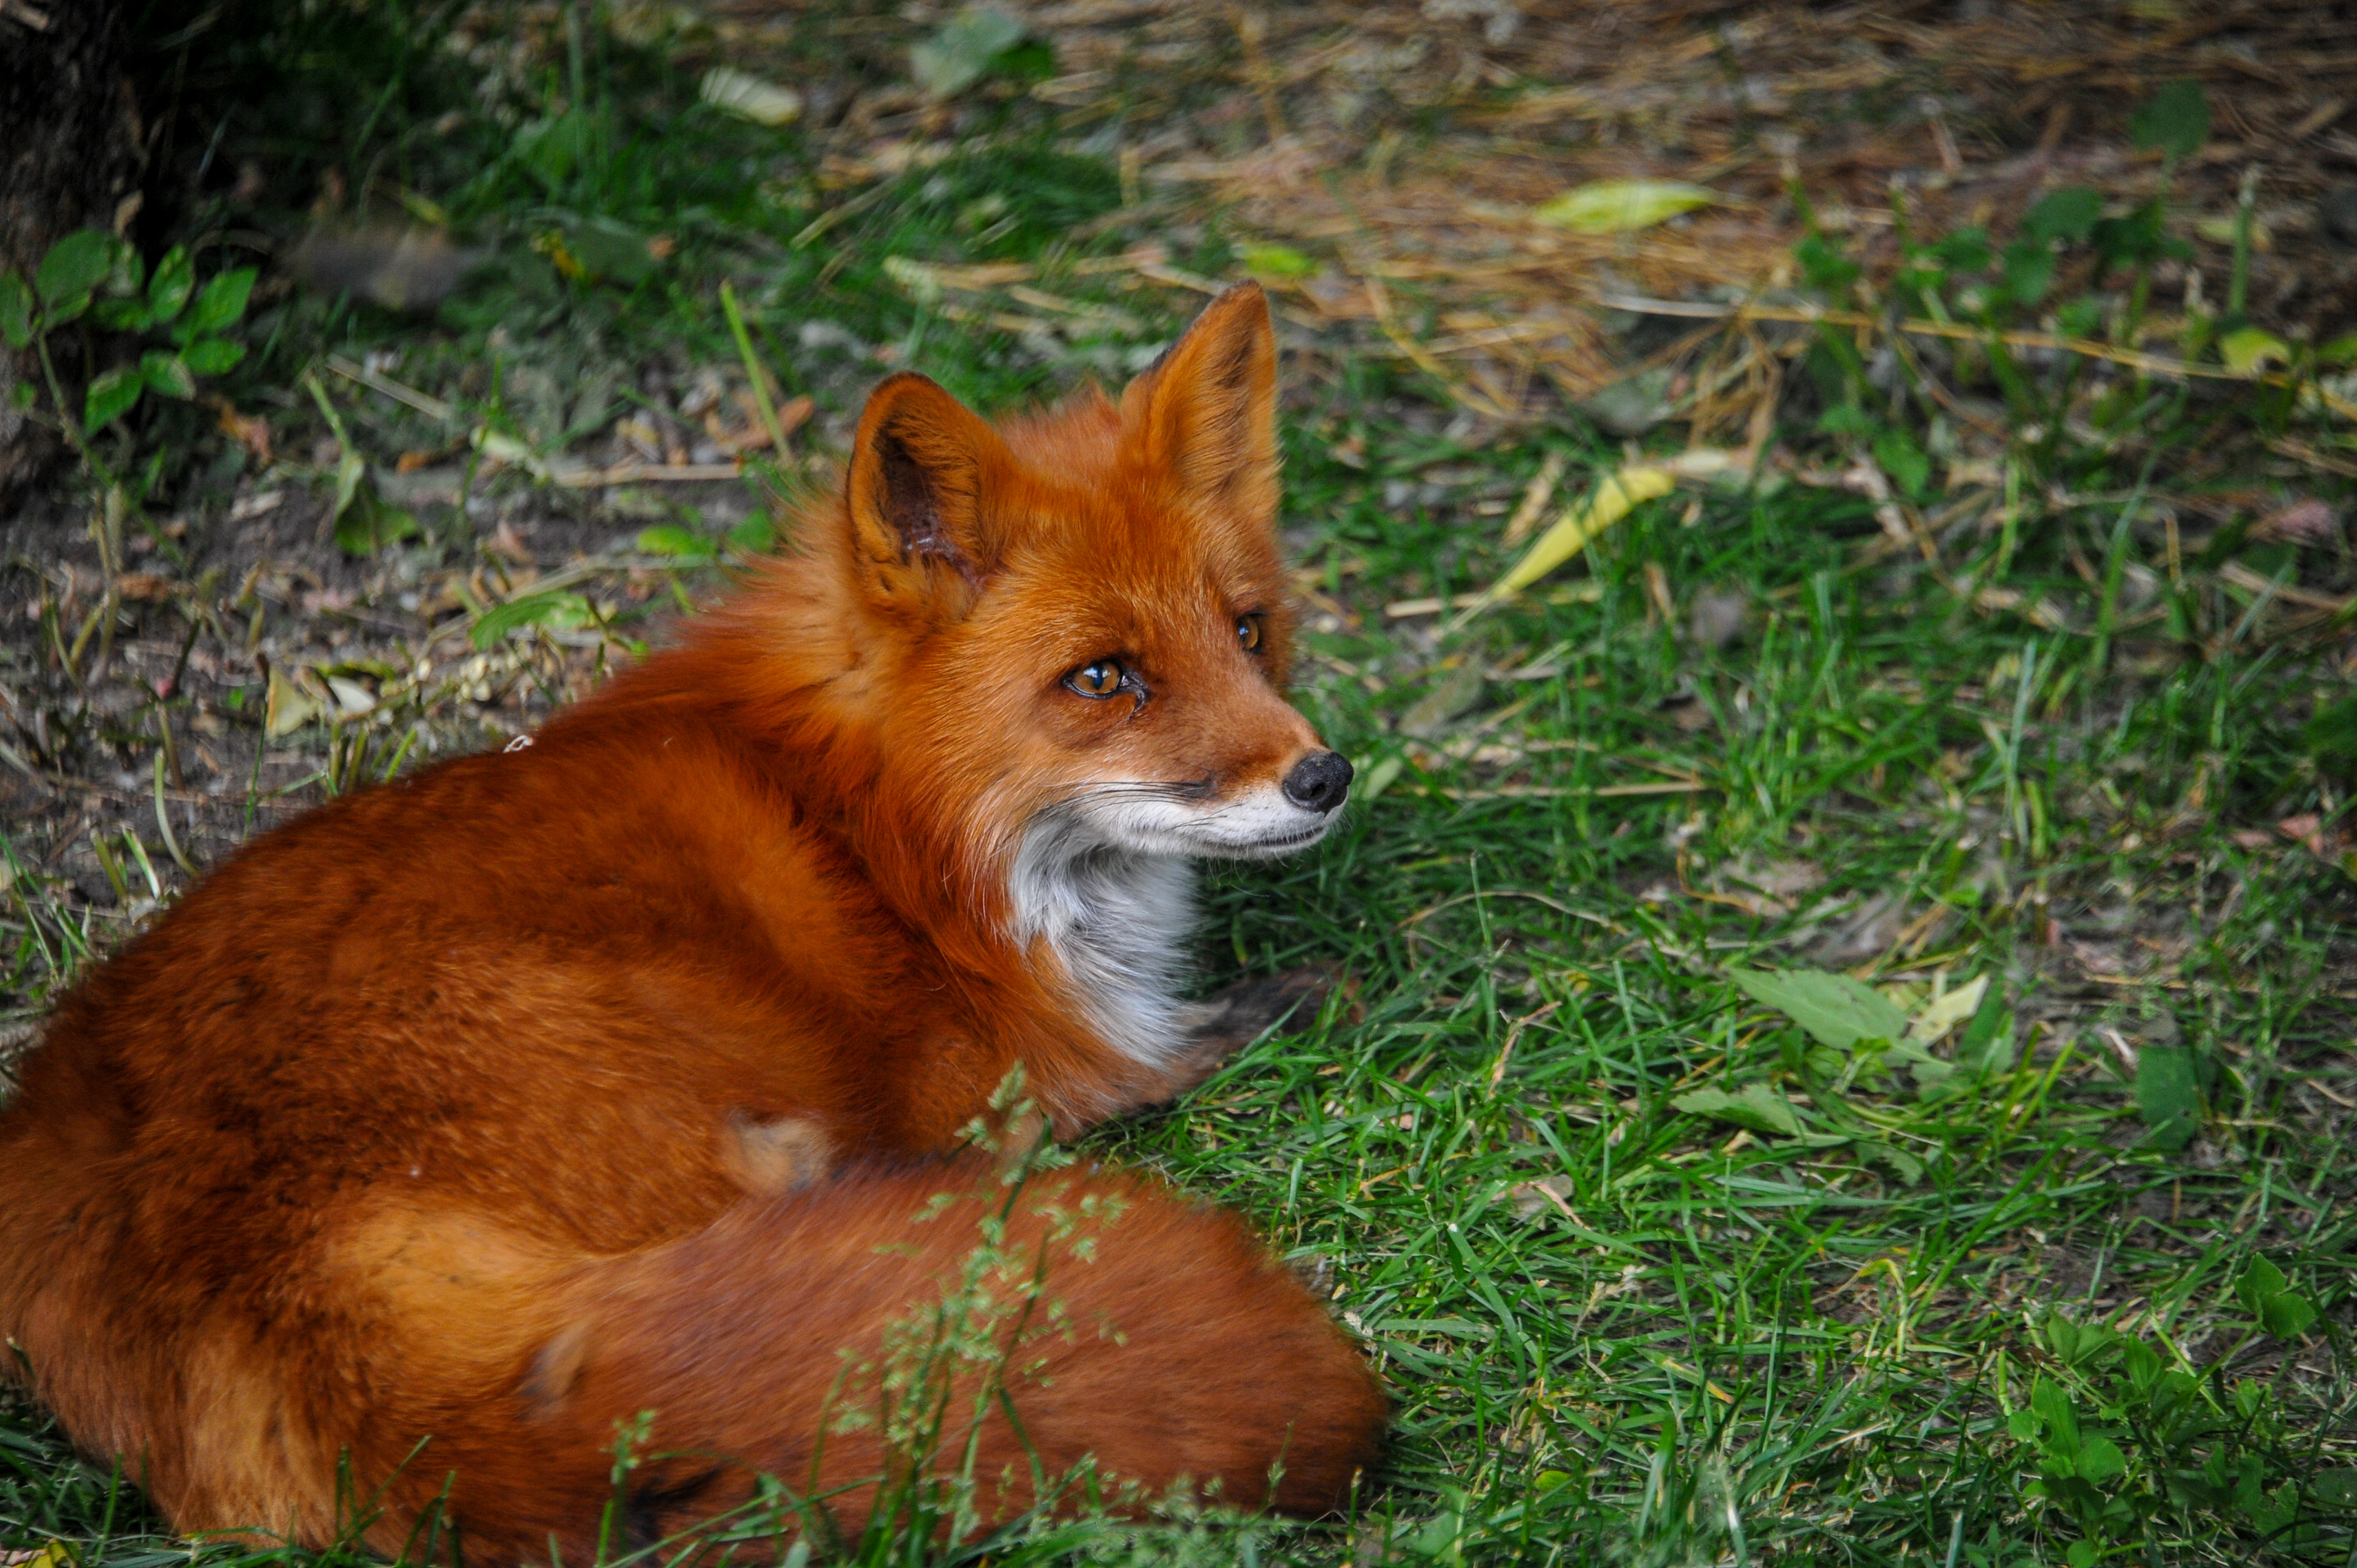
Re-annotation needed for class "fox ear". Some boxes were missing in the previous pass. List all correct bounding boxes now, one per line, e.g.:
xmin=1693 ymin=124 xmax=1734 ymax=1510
xmin=1120 ymin=281 xmax=1278 ymax=523
xmin=846 ymin=373 xmax=1011 ymax=611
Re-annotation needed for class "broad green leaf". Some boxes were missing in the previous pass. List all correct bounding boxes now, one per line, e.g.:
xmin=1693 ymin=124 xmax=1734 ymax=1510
xmin=148 ymin=245 xmax=195 ymax=322
xmin=636 ymin=524 xmax=718 ymax=561
xmin=564 ymin=219 xmax=662 ymax=286
xmin=910 ymin=6 xmax=1026 ymax=99
xmin=471 ymin=590 xmax=596 ymax=648
xmin=2236 ymin=1256 xmax=2288 ymax=1312
xmin=2130 ymin=78 xmax=2210 ymax=158
xmin=1727 ymin=966 xmax=1908 ymax=1051
xmin=2320 ymin=335 xmax=2357 ymax=367
xmin=698 ymin=66 xmax=802 ymax=126
xmin=1999 ymin=239 xmax=2056 ymax=307
xmin=2076 ymin=1435 xmax=2126 ymax=1484
xmin=727 ymin=514 xmax=775 ymax=555
xmin=2136 ymin=1044 xmax=2201 ymax=1149
xmin=36 ymin=229 xmax=113 ymax=311
xmin=1872 ymin=426 xmax=1931 ymax=498
xmin=180 ymin=267 xmax=258 ymax=340
xmin=91 ymin=296 xmax=154 ymax=332
xmin=1533 ymin=179 xmax=1714 ymax=235
xmin=332 ymin=484 xmax=420 ymax=555
xmin=2006 ymin=1407 xmax=2040 ymax=1442
xmin=514 ymin=110 xmax=594 ymax=192
xmin=2261 ymin=1291 xmax=2318 ymax=1339
xmin=1239 ymin=244 xmax=1318 ymax=281
xmin=2031 ymin=1376 xmax=2080 ymax=1455
xmin=2220 ymin=327 xmax=2289 ymax=377
xmin=2024 ymin=188 xmax=2102 ymax=245
xmin=82 ymin=366 xmax=143 ymax=431
xmin=1669 ymin=1083 xmax=1804 ymax=1139
xmin=183 ymin=337 xmax=246 ymax=375
xmin=140 ymin=350 xmax=195 ymax=401
xmin=0 ymin=273 xmax=31 ymax=349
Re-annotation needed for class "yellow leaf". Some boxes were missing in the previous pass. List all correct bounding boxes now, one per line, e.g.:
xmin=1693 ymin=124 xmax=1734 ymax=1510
xmin=2220 ymin=327 xmax=2289 ymax=377
xmin=699 ymin=68 xmax=802 ymax=126
xmin=265 ymin=667 xmax=322 ymax=739
xmin=1533 ymin=180 xmax=1715 ymax=235
xmin=1907 ymin=974 xmax=1988 ymax=1043
xmin=1478 ymin=465 xmax=1675 ymax=605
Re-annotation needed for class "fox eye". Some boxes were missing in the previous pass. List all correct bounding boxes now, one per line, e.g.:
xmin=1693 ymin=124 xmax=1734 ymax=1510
xmin=1236 ymin=613 xmax=1264 ymax=652
xmin=1064 ymin=660 xmax=1125 ymax=699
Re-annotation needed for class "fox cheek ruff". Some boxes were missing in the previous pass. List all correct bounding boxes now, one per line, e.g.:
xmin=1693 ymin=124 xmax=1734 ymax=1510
xmin=0 ymin=282 xmax=1385 ymax=1554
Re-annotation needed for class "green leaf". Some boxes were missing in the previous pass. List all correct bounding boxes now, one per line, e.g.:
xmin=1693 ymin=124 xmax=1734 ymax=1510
xmin=182 ymin=337 xmax=245 ymax=375
xmin=727 ymin=514 xmax=775 ymax=556
xmin=1533 ymin=179 xmax=1715 ymax=235
xmin=2219 ymin=327 xmax=2290 ymax=377
xmin=2000 ymin=239 xmax=2056 ymax=307
xmin=35 ymin=229 xmax=114 ymax=312
xmin=2136 ymin=1044 xmax=2201 ymax=1149
xmin=140 ymin=350 xmax=195 ymax=400
xmin=2076 ymin=1435 xmax=2126 ymax=1485
xmin=180 ymin=267 xmax=258 ymax=341
xmin=1670 ymin=1082 xmax=1805 ymax=1139
xmin=332 ymin=482 xmax=420 ymax=556
xmin=2024 ymin=188 xmax=2102 ymax=245
xmin=2031 ymin=1376 xmax=2080 ymax=1457
xmin=82 ymin=366 xmax=143 ymax=431
xmin=2319 ymin=335 xmax=2357 ymax=367
xmin=1727 ymin=966 xmax=1909 ymax=1051
xmin=470 ymin=590 xmax=595 ymax=648
xmin=563 ymin=219 xmax=662 ymax=287
xmin=1872 ymin=426 xmax=1931 ymax=499
xmin=2006 ymin=1407 xmax=2040 ymax=1442
xmin=636 ymin=524 xmax=718 ymax=561
xmin=2130 ymin=79 xmax=2210 ymax=158
xmin=90 ymin=296 xmax=154 ymax=332
xmin=910 ymin=5 xmax=1026 ymax=99
xmin=0 ymin=273 xmax=31 ymax=349
xmin=2261 ymin=1292 xmax=2318 ymax=1339
xmin=148 ymin=245 xmax=195 ymax=322
xmin=1239 ymin=243 xmax=1318 ymax=281
xmin=2235 ymin=1256 xmax=2288 ymax=1313
xmin=514 ymin=110 xmax=595 ymax=192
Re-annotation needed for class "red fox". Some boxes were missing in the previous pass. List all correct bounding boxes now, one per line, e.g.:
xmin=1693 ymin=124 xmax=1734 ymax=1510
xmin=0 ymin=282 xmax=1384 ymax=1557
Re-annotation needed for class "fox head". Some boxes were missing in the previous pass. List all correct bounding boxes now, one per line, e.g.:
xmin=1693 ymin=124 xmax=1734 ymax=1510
xmin=818 ymin=281 xmax=1351 ymax=906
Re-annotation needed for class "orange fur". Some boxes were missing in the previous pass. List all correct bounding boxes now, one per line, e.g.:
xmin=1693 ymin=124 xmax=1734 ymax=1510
xmin=0 ymin=283 xmax=1383 ymax=1553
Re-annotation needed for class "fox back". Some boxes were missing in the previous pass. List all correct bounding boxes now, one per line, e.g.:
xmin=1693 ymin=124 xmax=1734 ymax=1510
xmin=0 ymin=282 xmax=1383 ymax=1552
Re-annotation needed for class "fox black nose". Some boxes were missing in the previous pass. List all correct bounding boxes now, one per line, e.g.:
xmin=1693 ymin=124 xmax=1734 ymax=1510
xmin=1281 ymin=751 xmax=1354 ymax=814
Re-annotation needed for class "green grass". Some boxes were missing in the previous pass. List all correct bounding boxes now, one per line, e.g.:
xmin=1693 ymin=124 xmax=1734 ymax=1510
xmin=6 ymin=5 xmax=2355 ymax=1566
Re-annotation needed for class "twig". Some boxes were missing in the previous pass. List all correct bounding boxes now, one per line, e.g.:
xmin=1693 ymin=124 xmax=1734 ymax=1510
xmin=325 ymin=354 xmax=456 ymax=422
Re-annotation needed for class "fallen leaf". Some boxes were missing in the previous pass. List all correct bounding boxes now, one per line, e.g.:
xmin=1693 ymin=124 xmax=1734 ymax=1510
xmin=2262 ymin=498 xmax=2342 ymax=545
xmin=1476 ymin=463 xmax=1675 ymax=606
xmin=1671 ymin=1082 xmax=1805 ymax=1139
xmin=1533 ymin=179 xmax=1715 ymax=234
xmin=699 ymin=67 xmax=802 ymax=126
xmin=910 ymin=6 xmax=1025 ymax=99
xmin=265 ymin=666 xmax=322 ymax=737
xmin=1907 ymin=974 xmax=1989 ymax=1042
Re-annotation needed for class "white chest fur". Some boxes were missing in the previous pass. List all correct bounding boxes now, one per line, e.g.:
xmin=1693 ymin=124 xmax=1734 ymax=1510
xmin=1006 ymin=816 xmax=1197 ymax=1067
